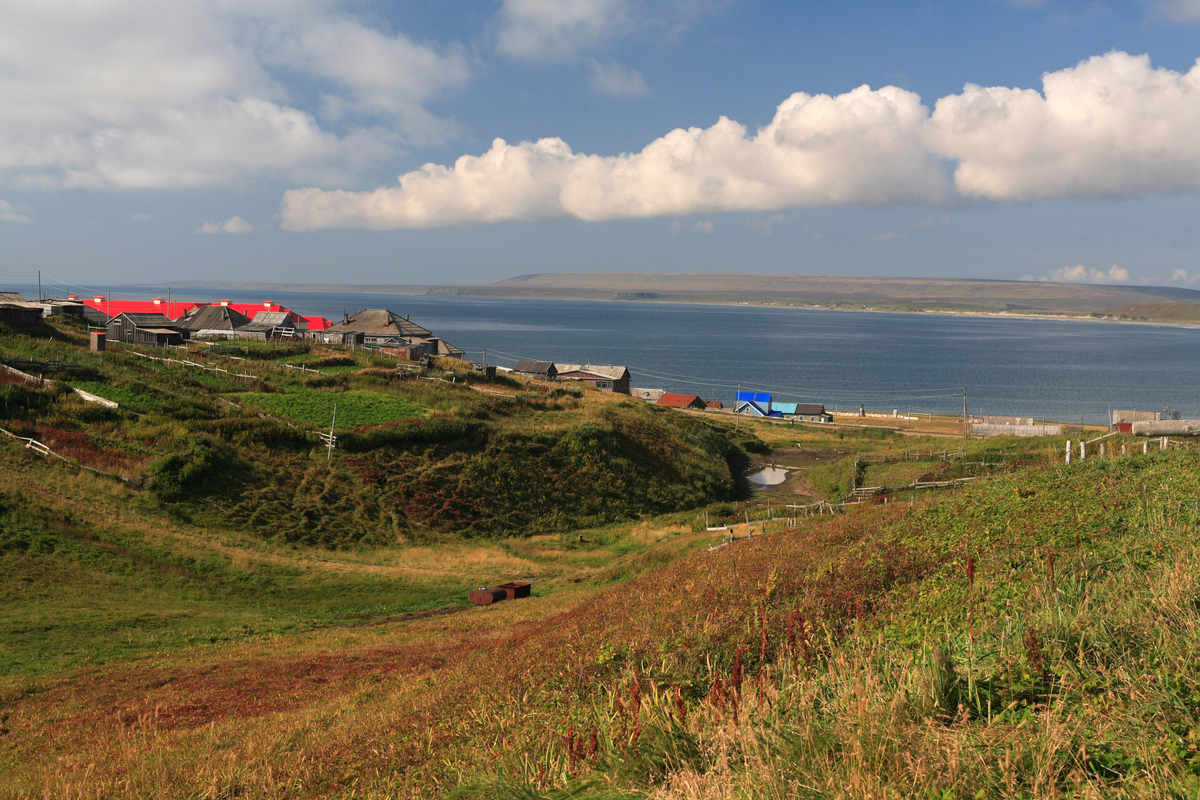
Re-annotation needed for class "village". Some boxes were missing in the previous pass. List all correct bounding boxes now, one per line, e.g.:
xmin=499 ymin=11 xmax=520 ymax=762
xmin=0 ymin=288 xmax=856 ymax=424
xmin=3 ymin=288 xmax=1181 ymax=435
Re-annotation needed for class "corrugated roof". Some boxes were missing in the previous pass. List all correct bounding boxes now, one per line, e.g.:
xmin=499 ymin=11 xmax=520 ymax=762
xmin=736 ymin=391 xmax=771 ymax=404
xmin=514 ymin=360 xmax=555 ymax=374
xmin=773 ymin=402 xmax=799 ymax=414
xmin=795 ymin=403 xmax=827 ymax=415
xmin=0 ymin=292 xmax=26 ymax=303
xmin=657 ymin=393 xmax=703 ymax=408
xmin=556 ymin=364 xmax=629 ymax=381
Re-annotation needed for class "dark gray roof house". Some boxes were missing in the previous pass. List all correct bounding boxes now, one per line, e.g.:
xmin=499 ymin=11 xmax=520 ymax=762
xmin=513 ymin=360 xmax=558 ymax=380
xmin=319 ymin=309 xmax=463 ymax=357
xmin=177 ymin=304 xmax=252 ymax=337
xmin=323 ymin=309 xmax=433 ymax=339
xmin=106 ymin=313 xmax=186 ymax=345
xmin=0 ymin=303 xmax=44 ymax=326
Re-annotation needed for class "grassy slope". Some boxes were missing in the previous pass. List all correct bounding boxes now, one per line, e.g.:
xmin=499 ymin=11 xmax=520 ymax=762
xmin=0 ymin=317 xmax=754 ymax=676
xmin=5 ymin=444 xmax=1198 ymax=798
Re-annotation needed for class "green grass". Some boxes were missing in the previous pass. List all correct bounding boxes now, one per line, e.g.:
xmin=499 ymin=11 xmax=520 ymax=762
xmin=235 ymin=389 xmax=427 ymax=429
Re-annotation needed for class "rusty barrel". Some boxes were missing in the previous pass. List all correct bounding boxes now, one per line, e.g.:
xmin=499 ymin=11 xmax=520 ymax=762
xmin=468 ymin=587 xmax=508 ymax=606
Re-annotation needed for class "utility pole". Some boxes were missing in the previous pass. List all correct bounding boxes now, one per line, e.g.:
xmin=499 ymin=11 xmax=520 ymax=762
xmin=736 ymin=381 xmax=741 ymax=430
xmin=106 ymin=290 xmax=111 ymax=320
xmin=37 ymin=270 xmax=42 ymax=302
xmin=963 ymin=388 xmax=970 ymax=437
xmin=168 ymin=286 xmax=172 ymax=320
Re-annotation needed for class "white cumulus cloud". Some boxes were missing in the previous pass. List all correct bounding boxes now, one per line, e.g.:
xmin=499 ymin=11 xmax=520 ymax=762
xmin=926 ymin=52 xmax=1200 ymax=202
xmin=0 ymin=199 xmax=32 ymax=224
xmin=280 ymin=50 xmax=1200 ymax=231
xmin=196 ymin=216 xmax=253 ymax=235
xmin=587 ymin=59 xmax=649 ymax=96
xmin=281 ymin=84 xmax=951 ymax=230
xmin=1025 ymin=264 xmax=1131 ymax=283
xmin=0 ymin=1 xmax=469 ymax=189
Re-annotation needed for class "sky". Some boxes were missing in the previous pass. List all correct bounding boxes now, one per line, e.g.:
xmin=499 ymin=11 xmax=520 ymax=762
xmin=3 ymin=0 xmax=1200 ymax=293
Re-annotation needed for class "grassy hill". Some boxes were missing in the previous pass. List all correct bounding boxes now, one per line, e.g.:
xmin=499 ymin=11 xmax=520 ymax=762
xmin=3 ymin=313 xmax=1199 ymax=799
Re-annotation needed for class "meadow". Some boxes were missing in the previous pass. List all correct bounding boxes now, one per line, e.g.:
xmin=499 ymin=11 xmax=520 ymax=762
xmin=2 ymin=313 xmax=1195 ymax=798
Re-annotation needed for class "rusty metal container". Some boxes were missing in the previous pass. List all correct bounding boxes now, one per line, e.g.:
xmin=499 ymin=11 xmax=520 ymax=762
xmin=468 ymin=588 xmax=508 ymax=606
xmin=495 ymin=581 xmax=532 ymax=600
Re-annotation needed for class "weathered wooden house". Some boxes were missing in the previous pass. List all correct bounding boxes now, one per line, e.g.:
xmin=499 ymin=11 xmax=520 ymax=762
xmin=0 ymin=303 xmax=44 ymax=326
xmin=318 ymin=309 xmax=464 ymax=358
xmin=513 ymin=360 xmax=558 ymax=381
xmin=555 ymin=364 xmax=631 ymax=394
xmin=176 ymin=304 xmax=252 ymax=339
xmin=106 ymin=313 xmax=186 ymax=345
xmin=235 ymin=311 xmax=303 ymax=341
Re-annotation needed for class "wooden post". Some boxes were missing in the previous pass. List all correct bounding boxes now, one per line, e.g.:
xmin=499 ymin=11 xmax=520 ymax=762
xmin=963 ymin=388 xmax=968 ymax=437
xmin=1080 ymin=441 xmax=1086 ymax=460
xmin=1100 ymin=442 xmax=1105 ymax=458
xmin=1162 ymin=436 xmax=1168 ymax=451
xmin=1143 ymin=440 xmax=1149 ymax=455
xmin=1065 ymin=441 xmax=1072 ymax=465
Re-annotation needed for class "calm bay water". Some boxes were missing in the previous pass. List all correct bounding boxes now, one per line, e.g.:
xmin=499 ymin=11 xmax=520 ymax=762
xmin=182 ymin=289 xmax=1198 ymax=424
xmin=33 ymin=284 xmax=1200 ymax=423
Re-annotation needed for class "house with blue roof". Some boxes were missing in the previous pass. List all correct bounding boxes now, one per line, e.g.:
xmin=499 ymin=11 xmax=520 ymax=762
xmin=735 ymin=391 xmax=781 ymax=417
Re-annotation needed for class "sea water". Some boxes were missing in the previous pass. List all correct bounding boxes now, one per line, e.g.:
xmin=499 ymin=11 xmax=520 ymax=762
xmin=103 ymin=289 xmax=1200 ymax=423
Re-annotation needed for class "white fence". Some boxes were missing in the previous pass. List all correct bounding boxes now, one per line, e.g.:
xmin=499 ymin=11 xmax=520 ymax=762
xmin=971 ymin=423 xmax=1063 ymax=438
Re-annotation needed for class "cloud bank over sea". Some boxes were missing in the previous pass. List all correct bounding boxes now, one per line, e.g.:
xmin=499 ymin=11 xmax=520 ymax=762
xmin=281 ymin=52 xmax=1200 ymax=230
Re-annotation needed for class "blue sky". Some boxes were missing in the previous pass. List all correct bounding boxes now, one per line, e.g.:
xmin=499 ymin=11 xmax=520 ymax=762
xmin=2 ymin=0 xmax=1200 ymax=292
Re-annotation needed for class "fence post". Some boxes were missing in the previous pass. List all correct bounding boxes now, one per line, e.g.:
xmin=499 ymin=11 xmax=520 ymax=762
xmin=1100 ymin=442 xmax=1106 ymax=458
xmin=1143 ymin=440 xmax=1149 ymax=455
xmin=1080 ymin=441 xmax=1086 ymax=460
xmin=1065 ymin=441 xmax=1072 ymax=465
xmin=1162 ymin=436 xmax=1168 ymax=451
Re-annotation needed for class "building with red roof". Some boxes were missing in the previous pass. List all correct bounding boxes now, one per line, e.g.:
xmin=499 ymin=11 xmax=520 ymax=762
xmin=656 ymin=393 xmax=708 ymax=410
xmin=77 ymin=295 xmax=331 ymax=331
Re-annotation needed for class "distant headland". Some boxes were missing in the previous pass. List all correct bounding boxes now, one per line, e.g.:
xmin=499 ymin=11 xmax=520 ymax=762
xmin=169 ymin=273 xmax=1200 ymax=325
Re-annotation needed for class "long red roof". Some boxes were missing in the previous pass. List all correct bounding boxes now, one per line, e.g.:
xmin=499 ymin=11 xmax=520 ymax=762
xmin=78 ymin=296 xmax=331 ymax=329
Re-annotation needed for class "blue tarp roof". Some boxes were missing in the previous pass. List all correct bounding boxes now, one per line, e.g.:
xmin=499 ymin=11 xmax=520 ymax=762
xmin=736 ymin=391 xmax=771 ymax=403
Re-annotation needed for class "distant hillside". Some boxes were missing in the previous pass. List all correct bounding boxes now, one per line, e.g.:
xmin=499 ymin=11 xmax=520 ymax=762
xmin=428 ymin=273 xmax=1200 ymax=319
xmin=1104 ymin=301 xmax=1200 ymax=322
xmin=158 ymin=274 xmax=1200 ymax=324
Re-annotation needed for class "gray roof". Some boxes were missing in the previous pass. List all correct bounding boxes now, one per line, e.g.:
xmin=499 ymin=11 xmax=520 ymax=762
xmin=112 ymin=312 xmax=177 ymax=328
xmin=514 ymin=360 xmax=556 ymax=374
xmin=238 ymin=311 xmax=295 ymax=332
xmin=177 ymin=304 xmax=251 ymax=332
xmin=325 ymin=309 xmax=432 ymax=338
xmin=555 ymin=364 xmax=630 ymax=381
xmin=794 ymin=403 xmax=827 ymax=415
xmin=0 ymin=292 xmax=26 ymax=303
